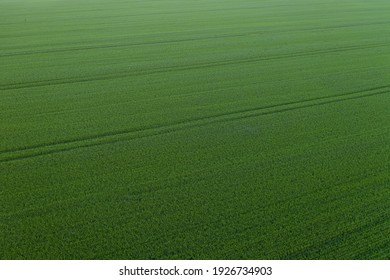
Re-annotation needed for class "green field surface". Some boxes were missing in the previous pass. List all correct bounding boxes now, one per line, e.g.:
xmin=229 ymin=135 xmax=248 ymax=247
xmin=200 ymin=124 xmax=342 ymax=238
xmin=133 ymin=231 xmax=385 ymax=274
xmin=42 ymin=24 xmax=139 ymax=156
xmin=1 ymin=0 xmax=390 ymax=259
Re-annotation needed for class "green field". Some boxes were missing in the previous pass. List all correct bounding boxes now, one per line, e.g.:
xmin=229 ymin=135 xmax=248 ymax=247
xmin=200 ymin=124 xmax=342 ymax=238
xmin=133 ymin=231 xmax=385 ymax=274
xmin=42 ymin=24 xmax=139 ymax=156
xmin=1 ymin=0 xmax=390 ymax=259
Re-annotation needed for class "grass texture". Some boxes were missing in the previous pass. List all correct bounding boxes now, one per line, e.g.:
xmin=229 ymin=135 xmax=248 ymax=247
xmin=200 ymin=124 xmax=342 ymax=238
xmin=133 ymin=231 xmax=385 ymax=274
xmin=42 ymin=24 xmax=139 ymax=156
xmin=1 ymin=0 xmax=390 ymax=259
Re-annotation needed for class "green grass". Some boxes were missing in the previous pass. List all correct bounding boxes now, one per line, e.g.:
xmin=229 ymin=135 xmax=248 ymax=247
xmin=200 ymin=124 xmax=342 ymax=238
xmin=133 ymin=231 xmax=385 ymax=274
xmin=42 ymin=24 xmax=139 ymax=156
xmin=1 ymin=0 xmax=390 ymax=259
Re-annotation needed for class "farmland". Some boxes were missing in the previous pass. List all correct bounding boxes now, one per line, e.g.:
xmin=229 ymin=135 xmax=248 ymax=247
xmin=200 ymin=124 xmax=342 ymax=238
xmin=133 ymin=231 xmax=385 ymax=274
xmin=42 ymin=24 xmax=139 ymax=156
xmin=1 ymin=0 xmax=390 ymax=259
